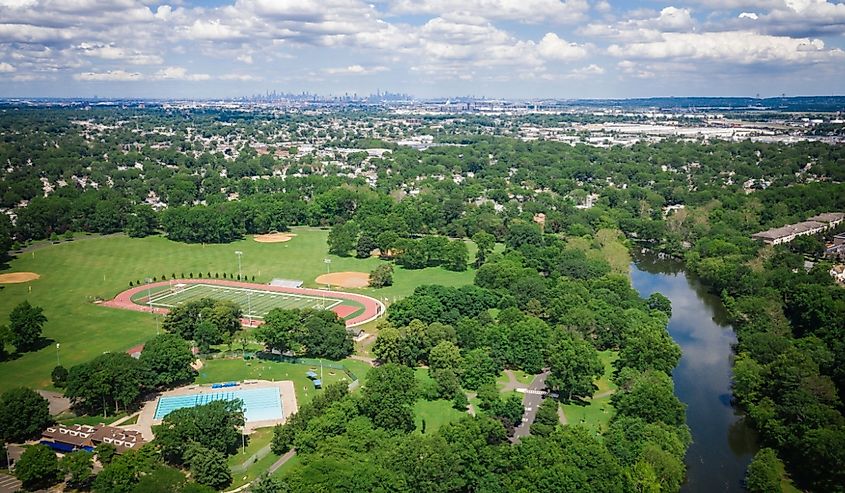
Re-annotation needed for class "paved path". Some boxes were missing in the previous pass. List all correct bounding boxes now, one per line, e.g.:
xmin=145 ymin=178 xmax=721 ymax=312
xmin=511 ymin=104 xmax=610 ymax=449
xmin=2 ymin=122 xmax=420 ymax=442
xmin=224 ymin=450 xmax=296 ymax=493
xmin=557 ymin=405 xmax=568 ymax=425
xmin=500 ymin=370 xmax=521 ymax=392
xmin=36 ymin=390 xmax=70 ymax=416
xmin=0 ymin=473 xmax=21 ymax=493
xmin=511 ymin=371 xmax=549 ymax=442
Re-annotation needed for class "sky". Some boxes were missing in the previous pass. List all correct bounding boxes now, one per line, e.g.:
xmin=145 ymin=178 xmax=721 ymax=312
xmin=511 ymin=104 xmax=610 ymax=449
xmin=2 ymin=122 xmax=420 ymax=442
xmin=0 ymin=0 xmax=843 ymax=99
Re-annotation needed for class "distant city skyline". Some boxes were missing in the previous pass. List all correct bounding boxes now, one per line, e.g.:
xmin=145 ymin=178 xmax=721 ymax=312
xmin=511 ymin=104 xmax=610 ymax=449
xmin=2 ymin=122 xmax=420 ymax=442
xmin=0 ymin=0 xmax=844 ymax=99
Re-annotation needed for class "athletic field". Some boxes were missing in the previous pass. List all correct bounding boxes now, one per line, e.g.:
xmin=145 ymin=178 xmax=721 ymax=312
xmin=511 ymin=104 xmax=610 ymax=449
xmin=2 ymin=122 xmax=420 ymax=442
xmin=138 ymin=283 xmax=357 ymax=319
xmin=109 ymin=278 xmax=383 ymax=327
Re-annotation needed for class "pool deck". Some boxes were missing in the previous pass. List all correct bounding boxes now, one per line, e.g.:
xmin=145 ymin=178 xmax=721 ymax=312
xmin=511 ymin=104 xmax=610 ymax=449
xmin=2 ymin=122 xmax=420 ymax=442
xmin=132 ymin=380 xmax=297 ymax=440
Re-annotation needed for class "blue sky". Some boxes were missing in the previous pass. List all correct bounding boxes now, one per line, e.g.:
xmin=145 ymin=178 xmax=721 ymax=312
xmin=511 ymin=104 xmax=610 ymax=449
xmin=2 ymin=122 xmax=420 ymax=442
xmin=0 ymin=0 xmax=843 ymax=98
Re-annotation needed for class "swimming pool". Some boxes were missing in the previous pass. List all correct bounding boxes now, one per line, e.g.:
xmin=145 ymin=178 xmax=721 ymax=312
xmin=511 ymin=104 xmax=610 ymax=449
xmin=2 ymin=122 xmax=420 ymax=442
xmin=154 ymin=387 xmax=283 ymax=422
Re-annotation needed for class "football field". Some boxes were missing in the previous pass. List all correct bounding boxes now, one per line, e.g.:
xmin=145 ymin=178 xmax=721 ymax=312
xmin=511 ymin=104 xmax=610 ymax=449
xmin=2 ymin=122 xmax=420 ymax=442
xmin=142 ymin=283 xmax=355 ymax=319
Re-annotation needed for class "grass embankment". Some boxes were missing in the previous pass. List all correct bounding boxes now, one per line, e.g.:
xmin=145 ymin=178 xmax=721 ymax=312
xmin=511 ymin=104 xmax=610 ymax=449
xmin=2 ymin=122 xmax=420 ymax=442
xmin=0 ymin=227 xmax=475 ymax=392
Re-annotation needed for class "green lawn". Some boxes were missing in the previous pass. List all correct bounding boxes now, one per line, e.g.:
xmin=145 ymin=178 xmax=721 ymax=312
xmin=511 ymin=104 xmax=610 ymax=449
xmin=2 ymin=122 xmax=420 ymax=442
xmin=272 ymin=454 xmax=302 ymax=480
xmin=0 ymin=227 xmax=476 ymax=392
xmin=196 ymin=358 xmax=352 ymax=407
xmin=229 ymin=448 xmax=281 ymax=489
xmin=229 ymin=427 xmax=275 ymax=468
xmin=561 ymin=350 xmax=619 ymax=433
xmin=414 ymin=399 xmax=466 ymax=434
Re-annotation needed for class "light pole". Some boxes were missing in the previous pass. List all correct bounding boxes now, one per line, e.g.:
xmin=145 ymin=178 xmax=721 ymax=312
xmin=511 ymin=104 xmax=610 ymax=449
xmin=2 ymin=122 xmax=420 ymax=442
xmin=56 ymin=343 xmax=60 ymax=367
xmin=145 ymin=277 xmax=153 ymax=313
xmin=323 ymin=258 xmax=332 ymax=290
xmin=235 ymin=251 xmax=252 ymax=326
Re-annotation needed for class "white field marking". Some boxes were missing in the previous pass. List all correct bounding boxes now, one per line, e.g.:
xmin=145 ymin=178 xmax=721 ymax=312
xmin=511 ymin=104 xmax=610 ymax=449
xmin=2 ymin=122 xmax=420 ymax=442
xmin=147 ymin=283 xmax=200 ymax=303
xmin=148 ymin=283 xmax=347 ymax=315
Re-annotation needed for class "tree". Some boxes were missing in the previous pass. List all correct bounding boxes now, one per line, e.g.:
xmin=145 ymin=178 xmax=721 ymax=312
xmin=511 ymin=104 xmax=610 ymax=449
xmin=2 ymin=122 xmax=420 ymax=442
xmin=130 ymin=465 xmax=186 ymax=493
xmin=96 ymin=442 xmax=118 ymax=466
xmin=546 ymin=335 xmax=603 ymax=402
xmin=125 ymin=204 xmax=158 ymax=238
xmin=616 ymin=311 xmax=680 ymax=376
xmin=430 ymin=341 xmax=463 ymax=398
xmin=65 ymin=352 xmax=144 ymax=415
xmin=140 ymin=333 xmax=195 ymax=388
xmin=185 ymin=444 xmax=232 ymax=490
xmin=0 ymin=387 xmax=51 ymax=442
xmin=646 ymin=293 xmax=672 ymax=318
xmin=745 ymin=448 xmax=783 ymax=493
xmin=60 ymin=450 xmax=94 ymax=489
xmin=530 ymin=397 xmax=559 ymax=437
xmin=194 ymin=320 xmax=221 ymax=353
xmin=15 ymin=444 xmax=60 ymax=490
xmin=155 ymin=400 xmax=244 ymax=464
xmin=369 ymin=264 xmax=393 ymax=288
xmin=51 ymin=365 xmax=68 ymax=388
xmin=472 ymin=231 xmax=495 ymax=267
xmin=460 ymin=348 xmax=499 ymax=390
xmin=251 ymin=473 xmax=289 ymax=493
xmin=613 ymin=370 xmax=686 ymax=426
xmin=360 ymin=364 xmax=418 ymax=432
xmin=8 ymin=300 xmax=47 ymax=352
xmin=442 ymin=240 xmax=468 ymax=272
xmin=327 ymin=221 xmax=358 ymax=256
xmin=0 ymin=324 xmax=10 ymax=361
xmin=356 ymin=234 xmax=377 ymax=258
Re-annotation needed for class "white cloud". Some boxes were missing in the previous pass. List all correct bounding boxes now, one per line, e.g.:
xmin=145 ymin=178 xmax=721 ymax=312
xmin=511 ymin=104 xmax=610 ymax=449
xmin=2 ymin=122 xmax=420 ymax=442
xmin=608 ymin=31 xmax=845 ymax=64
xmin=154 ymin=66 xmax=211 ymax=81
xmin=388 ymin=0 xmax=591 ymax=24
xmin=74 ymin=69 xmax=142 ymax=81
xmin=739 ymin=12 xmax=759 ymax=19
xmin=76 ymin=43 xmax=162 ymax=65
xmin=568 ymin=63 xmax=605 ymax=77
xmin=0 ymin=62 xmax=14 ymax=72
xmin=537 ymin=32 xmax=589 ymax=60
xmin=324 ymin=64 xmax=388 ymax=75
xmin=220 ymin=73 xmax=262 ymax=81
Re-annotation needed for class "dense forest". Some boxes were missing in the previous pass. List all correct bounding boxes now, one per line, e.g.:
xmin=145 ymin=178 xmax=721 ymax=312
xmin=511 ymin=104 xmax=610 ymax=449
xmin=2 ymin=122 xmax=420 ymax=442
xmin=1 ymin=107 xmax=844 ymax=491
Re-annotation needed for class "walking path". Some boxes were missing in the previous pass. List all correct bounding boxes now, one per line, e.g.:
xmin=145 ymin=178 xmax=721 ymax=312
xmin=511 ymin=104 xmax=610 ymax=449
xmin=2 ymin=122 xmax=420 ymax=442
xmin=500 ymin=370 xmax=521 ymax=392
xmin=224 ymin=450 xmax=297 ymax=493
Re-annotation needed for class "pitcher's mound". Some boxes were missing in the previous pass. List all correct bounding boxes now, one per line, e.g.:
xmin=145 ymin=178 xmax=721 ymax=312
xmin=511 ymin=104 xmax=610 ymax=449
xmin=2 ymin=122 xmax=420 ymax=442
xmin=315 ymin=272 xmax=370 ymax=288
xmin=254 ymin=233 xmax=297 ymax=243
xmin=0 ymin=272 xmax=40 ymax=283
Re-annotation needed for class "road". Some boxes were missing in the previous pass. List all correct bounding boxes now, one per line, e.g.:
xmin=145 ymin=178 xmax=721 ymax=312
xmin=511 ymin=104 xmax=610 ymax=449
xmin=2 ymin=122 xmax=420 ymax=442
xmin=0 ymin=473 xmax=21 ymax=493
xmin=511 ymin=371 xmax=550 ymax=442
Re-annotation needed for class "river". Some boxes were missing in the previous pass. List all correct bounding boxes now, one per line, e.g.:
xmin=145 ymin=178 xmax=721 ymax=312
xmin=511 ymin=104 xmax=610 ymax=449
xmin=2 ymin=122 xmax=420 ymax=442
xmin=630 ymin=253 xmax=759 ymax=493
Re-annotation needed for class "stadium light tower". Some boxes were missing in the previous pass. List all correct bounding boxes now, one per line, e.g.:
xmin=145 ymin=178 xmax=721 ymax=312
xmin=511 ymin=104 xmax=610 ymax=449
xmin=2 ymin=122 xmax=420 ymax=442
xmin=56 ymin=343 xmax=60 ymax=367
xmin=235 ymin=251 xmax=252 ymax=326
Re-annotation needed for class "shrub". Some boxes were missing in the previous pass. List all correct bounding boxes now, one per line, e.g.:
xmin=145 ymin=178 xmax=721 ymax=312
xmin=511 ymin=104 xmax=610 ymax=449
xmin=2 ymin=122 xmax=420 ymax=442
xmin=129 ymin=281 xmax=134 ymax=287
xmin=51 ymin=366 xmax=68 ymax=388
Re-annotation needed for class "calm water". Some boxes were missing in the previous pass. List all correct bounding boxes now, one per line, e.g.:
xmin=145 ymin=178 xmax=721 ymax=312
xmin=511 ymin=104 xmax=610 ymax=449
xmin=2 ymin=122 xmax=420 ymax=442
xmin=630 ymin=253 xmax=759 ymax=493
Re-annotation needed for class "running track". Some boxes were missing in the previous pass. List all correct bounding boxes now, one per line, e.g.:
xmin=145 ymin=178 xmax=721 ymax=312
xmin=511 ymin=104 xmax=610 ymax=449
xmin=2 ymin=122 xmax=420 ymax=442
xmin=101 ymin=279 xmax=385 ymax=328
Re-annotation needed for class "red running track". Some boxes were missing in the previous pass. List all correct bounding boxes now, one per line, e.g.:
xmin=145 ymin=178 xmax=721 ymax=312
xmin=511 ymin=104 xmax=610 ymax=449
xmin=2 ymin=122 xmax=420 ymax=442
xmin=101 ymin=279 xmax=385 ymax=329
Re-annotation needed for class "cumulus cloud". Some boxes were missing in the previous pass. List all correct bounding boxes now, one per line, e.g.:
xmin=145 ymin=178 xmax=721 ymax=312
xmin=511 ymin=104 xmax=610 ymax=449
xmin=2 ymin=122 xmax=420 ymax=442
xmin=568 ymin=63 xmax=605 ymax=77
xmin=608 ymin=31 xmax=845 ymax=64
xmin=0 ymin=61 xmax=14 ymax=72
xmin=387 ymin=0 xmax=591 ymax=24
xmin=76 ymin=43 xmax=162 ymax=65
xmin=537 ymin=32 xmax=589 ymax=60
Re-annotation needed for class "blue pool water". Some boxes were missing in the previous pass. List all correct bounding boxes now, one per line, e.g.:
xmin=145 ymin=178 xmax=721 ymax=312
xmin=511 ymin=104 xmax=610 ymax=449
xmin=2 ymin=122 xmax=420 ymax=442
xmin=154 ymin=387 xmax=282 ymax=422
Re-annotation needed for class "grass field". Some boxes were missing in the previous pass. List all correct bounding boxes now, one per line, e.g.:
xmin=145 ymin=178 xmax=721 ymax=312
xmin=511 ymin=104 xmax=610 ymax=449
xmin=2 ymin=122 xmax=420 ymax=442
xmin=138 ymin=283 xmax=364 ymax=320
xmin=414 ymin=399 xmax=466 ymax=434
xmin=0 ymin=227 xmax=476 ymax=393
